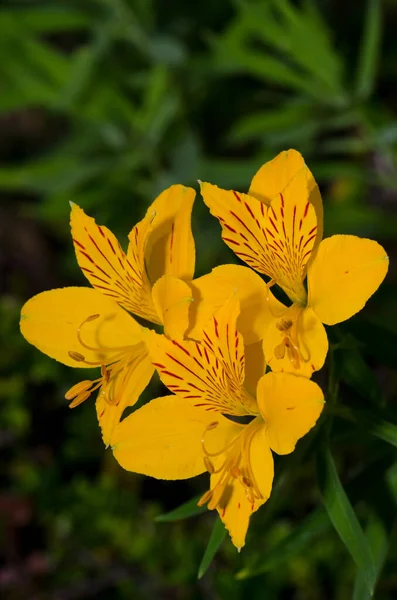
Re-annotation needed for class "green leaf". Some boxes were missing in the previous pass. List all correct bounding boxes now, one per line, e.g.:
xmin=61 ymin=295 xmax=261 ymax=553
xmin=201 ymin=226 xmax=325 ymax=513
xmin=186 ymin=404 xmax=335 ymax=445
xmin=197 ymin=516 xmax=227 ymax=579
xmin=353 ymin=511 xmax=388 ymax=600
xmin=155 ymin=495 xmax=207 ymax=522
xmin=355 ymin=0 xmax=382 ymax=99
xmin=334 ymin=407 xmax=397 ymax=450
xmin=236 ymin=507 xmax=329 ymax=579
xmin=0 ymin=8 xmax=90 ymax=32
xmin=317 ymin=447 xmax=377 ymax=595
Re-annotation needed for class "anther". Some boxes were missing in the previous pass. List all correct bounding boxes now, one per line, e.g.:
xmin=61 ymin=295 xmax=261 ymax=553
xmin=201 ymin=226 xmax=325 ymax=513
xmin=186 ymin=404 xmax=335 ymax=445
xmin=230 ymin=466 xmax=241 ymax=478
xmin=197 ymin=490 xmax=213 ymax=507
xmin=245 ymin=486 xmax=255 ymax=504
xmin=274 ymin=343 xmax=286 ymax=360
xmin=242 ymin=476 xmax=252 ymax=488
xmin=69 ymin=391 xmax=92 ymax=408
xmin=85 ymin=314 xmax=100 ymax=322
xmin=68 ymin=350 xmax=86 ymax=362
xmin=65 ymin=380 xmax=93 ymax=400
xmin=207 ymin=421 xmax=219 ymax=431
xmin=276 ymin=319 xmax=293 ymax=332
xmin=204 ymin=457 xmax=215 ymax=474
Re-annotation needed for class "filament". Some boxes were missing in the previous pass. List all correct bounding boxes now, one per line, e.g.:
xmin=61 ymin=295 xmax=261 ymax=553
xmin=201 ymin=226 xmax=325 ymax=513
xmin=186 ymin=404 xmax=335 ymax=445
xmin=198 ymin=418 xmax=263 ymax=512
xmin=65 ymin=313 xmax=138 ymax=409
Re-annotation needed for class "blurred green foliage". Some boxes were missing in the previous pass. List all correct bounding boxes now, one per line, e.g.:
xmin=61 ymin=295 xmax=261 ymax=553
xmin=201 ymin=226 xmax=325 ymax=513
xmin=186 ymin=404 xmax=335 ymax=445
xmin=1 ymin=0 xmax=397 ymax=598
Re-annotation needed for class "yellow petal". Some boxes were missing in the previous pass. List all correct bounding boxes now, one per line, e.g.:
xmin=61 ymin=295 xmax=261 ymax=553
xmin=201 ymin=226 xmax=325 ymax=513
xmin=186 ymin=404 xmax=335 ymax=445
xmin=20 ymin=287 xmax=142 ymax=367
xmin=200 ymin=168 xmax=317 ymax=304
xmin=243 ymin=341 xmax=266 ymax=396
xmin=188 ymin=264 xmax=283 ymax=344
xmin=307 ymin=235 xmax=389 ymax=325
xmin=263 ymin=305 xmax=328 ymax=377
xmin=96 ymin=342 xmax=154 ymax=446
xmin=144 ymin=295 xmax=252 ymax=416
xmin=265 ymin=168 xmax=317 ymax=303
xmin=70 ymin=203 xmax=158 ymax=323
xmin=200 ymin=181 xmax=270 ymax=276
xmin=111 ymin=395 xmax=224 ymax=479
xmin=144 ymin=185 xmax=196 ymax=284
xmin=257 ymin=372 xmax=324 ymax=455
xmin=249 ymin=149 xmax=323 ymax=257
xmin=151 ymin=275 xmax=193 ymax=341
xmin=249 ymin=148 xmax=305 ymax=204
xmin=212 ymin=421 xmax=273 ymax=550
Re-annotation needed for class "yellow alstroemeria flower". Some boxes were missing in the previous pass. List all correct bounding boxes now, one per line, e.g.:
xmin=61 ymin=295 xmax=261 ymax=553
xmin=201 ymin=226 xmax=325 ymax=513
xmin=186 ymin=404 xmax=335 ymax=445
xmin=111 ymin=296 xmax=324 ymax=549
xmin=200 ymin=150 xmax=389 ymax=377
xmin=20 ymin=185 xmax=196 ymax=444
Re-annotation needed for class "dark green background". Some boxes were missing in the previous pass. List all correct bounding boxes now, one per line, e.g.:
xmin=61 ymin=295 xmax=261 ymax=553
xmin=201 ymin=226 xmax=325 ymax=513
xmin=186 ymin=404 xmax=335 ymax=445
xmin=1 ymin=1 xmax=397 ymax=598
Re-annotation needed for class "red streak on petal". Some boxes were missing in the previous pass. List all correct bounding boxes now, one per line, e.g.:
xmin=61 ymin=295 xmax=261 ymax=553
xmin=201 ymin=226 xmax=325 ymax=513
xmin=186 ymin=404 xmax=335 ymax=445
xmin=161 ymin=370 xmax=183 ymax=380
xmin=213 ymin=317 xmax=219 ymax=339
xmin=223 ymin=237 xmax=240 ymax=246
xmin=107 ymin=237 xmax=116 ymax=254
xmin=172 ymin=339 xmax=191 ymax=357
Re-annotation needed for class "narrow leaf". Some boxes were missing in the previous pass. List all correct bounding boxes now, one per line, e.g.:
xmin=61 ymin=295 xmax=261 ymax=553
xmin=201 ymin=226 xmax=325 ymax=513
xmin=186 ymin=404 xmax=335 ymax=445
xmin=155 ymin=495 xmax=207 ymax=522
xmin=355 ymin=0 xmax=382 ymax=99
xmin=317 ymin=447 xmax=377 ymax=595
xmin=197 ymin=516 xmax=227 ymax=579
xmin=353 ymin=511 xmax=388 ymax=600
xmin=335 ymin=407 xmax=397 ymax=450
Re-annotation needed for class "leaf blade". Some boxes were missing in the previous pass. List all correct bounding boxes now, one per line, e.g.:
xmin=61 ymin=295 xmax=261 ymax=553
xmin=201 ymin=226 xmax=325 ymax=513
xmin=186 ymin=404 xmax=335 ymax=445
xmin=197 ymin=516 xmax=227 ymax=579
xmin=155 ymin=495 xmax=207 ymax=522
xmin=317 ymin=447 xmax=377 ymax=595
xmin=355 ymin=0 xmax=382 ymax=99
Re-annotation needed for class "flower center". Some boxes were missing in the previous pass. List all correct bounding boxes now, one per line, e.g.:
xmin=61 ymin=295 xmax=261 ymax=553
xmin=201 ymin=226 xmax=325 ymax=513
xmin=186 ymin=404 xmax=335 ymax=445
xmin=197 ymin=419 xmax=263 ymax=510
xmin=273 ymin=307 xmax=310 ymax=369
xmin=65 ymin=314 xmax=135 ymax=408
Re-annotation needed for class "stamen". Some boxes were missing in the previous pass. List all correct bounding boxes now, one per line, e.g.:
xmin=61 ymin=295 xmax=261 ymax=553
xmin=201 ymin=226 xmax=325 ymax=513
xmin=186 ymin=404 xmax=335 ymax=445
xmin=230 ymin=466 xmax=241 ymax=478
xmin=273 ymin=306 xmax=311 ymax=369
xmin=86 ymin=314 xmax=100 ymax=322
xmin=240 ymin=422 xmax=263 ymax=500
xmin=65 ymin=380 xmax=94 ymax=400
xmin=201 ymin=428 xmax=241 ymax=458
xmin=199 ymin=419 xmax=264 ymax=513
xmin=207 ymin=421 xmax=219 ymax=431
xmin=69 ymin=391 xmax=92 ymax=408
xmin=274 ymin=342 xmax=286 ymax=360
xmin=68 ymin=351 xmax=86 ymax=362
xmin=295 ymin=308 xmax=311 ymax=362
xmin=284 ymin=339 xmax=300 ymax=369
xmin=276 ymin=319 xmax=293 ymax=332
xmin=197 ymin=490 xmax=213 ymax=507
xmin=76 ymin=314 xmax=136 ymax=355
xmin=204 ymin=457 xmax=215 ymax=474
xmin=242 ymin=476 xmax=252 ymax=488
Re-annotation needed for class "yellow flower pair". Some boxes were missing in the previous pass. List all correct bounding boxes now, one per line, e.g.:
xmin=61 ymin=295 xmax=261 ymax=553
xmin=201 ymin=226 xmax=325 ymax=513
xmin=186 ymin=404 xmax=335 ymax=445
xmin=20 ymin=150 xmax=389 ymax=550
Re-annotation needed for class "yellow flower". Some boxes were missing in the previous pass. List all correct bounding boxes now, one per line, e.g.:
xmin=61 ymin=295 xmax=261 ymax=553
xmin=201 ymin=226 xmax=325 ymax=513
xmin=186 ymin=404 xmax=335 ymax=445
xmin=200 ymin=150 xmax=389 ymax=377
xmin=20 ymin=185 xmax=196 ymax=444
xmin=111 ymin=296 xmax=324 ymax=549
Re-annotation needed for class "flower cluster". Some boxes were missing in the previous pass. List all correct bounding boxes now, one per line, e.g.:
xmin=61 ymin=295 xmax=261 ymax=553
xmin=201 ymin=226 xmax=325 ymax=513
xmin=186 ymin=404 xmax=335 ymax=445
xmin=20 ymin=150 xmax=388 ymax=549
